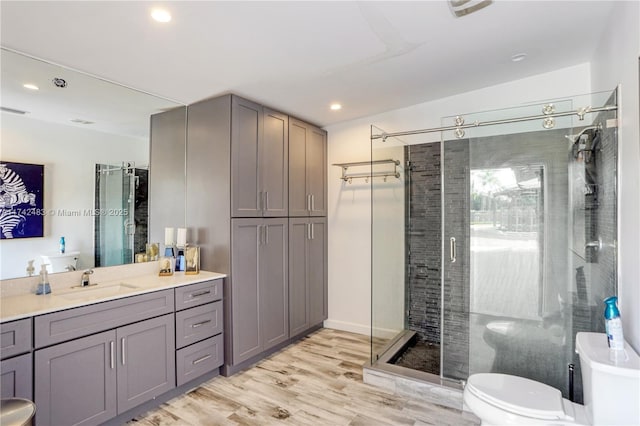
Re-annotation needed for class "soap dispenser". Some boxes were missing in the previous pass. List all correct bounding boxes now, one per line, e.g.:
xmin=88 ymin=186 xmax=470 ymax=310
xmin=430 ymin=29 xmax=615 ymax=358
xmin=36 ymin=264 xmax=52 ymax=295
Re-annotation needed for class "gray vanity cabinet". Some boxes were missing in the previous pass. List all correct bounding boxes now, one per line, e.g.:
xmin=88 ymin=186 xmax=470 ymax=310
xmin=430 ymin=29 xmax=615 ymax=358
xmin=34 ymin=330 xmax=117 ymax=426
xmin=1 ymin=353 xmax=32 ymax=399
xmin=289 ymin=118 xmax=327 ymax=217
xmin=0 ymin=317 xmax=32 ymax=399
xmin=231 ymin=97 xmax=288 ymax=218
xmin=34 ymin=313 xmax=175 ymax=425
xmin=231 ymin=218 xmax=288 ymax=364
xmin=116 ymin=314 xmax=176 ymax=413
xmin=289 ymin=217 xmax=328 ymax=337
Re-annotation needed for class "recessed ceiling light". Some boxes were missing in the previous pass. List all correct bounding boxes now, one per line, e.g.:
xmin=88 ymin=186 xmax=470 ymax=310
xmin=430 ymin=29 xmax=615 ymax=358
xmin=511 ymin=53 xmax=527 ymax=62
xmin=330 ymin=103 xmax=342 ymax=111
xmin=151 ymin=8 xmax=171 ymax=23
xmin=23 ymin=83 xmax=39 ymax=91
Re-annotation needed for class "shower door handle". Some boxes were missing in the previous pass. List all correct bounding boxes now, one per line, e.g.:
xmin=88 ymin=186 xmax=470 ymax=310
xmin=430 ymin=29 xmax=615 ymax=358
xmin=450 ymin=237 xmax=457 ymax=263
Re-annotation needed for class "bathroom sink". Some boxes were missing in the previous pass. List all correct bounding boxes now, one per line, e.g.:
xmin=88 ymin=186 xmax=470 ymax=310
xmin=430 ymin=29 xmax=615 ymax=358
xmin=58 ymin=283 xmax=140 ymax=300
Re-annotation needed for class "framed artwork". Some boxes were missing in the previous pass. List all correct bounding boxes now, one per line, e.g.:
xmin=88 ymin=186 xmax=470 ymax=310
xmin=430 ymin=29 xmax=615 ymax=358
xmin=0 ymin=161 xmax=44 ymax=239
xmin=158 ymin=256 xmax=175 ymax=276
xmin=185 ymin=246 xmax=200 ymax=275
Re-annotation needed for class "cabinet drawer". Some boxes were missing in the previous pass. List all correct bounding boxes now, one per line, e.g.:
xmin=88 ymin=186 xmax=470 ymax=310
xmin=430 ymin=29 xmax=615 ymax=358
xmin=175 ymin=301 xmax=223 ymax=349
xmin=176 ymin=334 xmax=223 ymax=386
xmin=175 ymin=280 xmax=222 ymax=311
xmin=1 ymin=318 xmax=32 ymax=359
xmin=35 ymin=289 xmax=174 ymax=348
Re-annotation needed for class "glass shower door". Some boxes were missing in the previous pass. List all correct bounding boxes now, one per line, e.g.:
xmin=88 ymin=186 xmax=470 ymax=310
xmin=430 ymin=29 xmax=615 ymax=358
xmin=441 ymin=92 xmax=617 ymax=401
xmin=95 ymin=163 xmax=147 ymax=267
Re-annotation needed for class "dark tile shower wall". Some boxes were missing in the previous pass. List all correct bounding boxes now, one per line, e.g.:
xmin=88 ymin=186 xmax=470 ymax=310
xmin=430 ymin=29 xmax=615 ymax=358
xmin=403 ymin=140 xmax=471 ymax=380
xmin=404 ymin=143 xmax=442 ymax=344
xmin=569 ymin=90 xmax=618 ymax=403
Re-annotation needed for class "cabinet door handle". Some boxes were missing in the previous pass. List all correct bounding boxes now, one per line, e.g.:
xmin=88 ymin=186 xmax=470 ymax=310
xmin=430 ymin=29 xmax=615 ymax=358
xmin=450 ymin=237 xmax=457 ymax=263
xmin=192 ymin=354 xmax=212 ymax=365
xmin=121 ymin=337 xmax=126 ymax=365
xmin=265 ymin=191 xmax=269 ymax=211
xmin=190 ymin=290 xmax=211 ymax=298
xmin=311 ymin=222 xmax=315 ymax=240
xmin=307 ymin=223 xmax=311 ymax=240
xmin=192 ymin=319 xmax=212 ymax=328
xmin=265 ymin=225 xmax=269 ymax=245
xmin=307 ymin=194 xmax=311 ymax=211
xmin=110 ymin=341 xmax=115 ymax=370
xmin=311 ymin=194 xmax=315 ymax=212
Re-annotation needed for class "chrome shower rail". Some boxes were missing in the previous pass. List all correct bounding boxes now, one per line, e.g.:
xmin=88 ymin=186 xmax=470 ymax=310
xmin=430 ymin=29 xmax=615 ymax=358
xmin=371 ymin=104 xmax=618 ymax=141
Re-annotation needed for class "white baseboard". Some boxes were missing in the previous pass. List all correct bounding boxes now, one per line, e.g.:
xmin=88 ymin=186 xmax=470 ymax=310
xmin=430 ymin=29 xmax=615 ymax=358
xmin=323 ymin=319 xmax=370 ymax=336
xmin=323 ymin=319 xmax=401 ymax=340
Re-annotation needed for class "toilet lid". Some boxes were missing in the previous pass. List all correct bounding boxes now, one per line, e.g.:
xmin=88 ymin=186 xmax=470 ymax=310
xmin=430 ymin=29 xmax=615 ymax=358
xmin=466 ymin=373 xmax=566 ymax=420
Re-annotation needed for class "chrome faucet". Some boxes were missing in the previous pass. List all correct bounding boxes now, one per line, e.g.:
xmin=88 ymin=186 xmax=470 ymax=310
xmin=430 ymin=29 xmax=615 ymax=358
xmin=80 ymin=269 xmax=94 ymax=287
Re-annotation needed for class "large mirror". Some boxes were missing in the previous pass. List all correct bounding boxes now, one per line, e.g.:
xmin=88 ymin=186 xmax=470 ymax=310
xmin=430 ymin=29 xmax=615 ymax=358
xmin=0 ymin=48 xmax=185 ymax=279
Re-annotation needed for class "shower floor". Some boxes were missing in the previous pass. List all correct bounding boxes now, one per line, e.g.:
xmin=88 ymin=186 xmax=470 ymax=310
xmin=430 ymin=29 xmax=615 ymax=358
xmin=392 ymin=339 xmax=440 ymax=375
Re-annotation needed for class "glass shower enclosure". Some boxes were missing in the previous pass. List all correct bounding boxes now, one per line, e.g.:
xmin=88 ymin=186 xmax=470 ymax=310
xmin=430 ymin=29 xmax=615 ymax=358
xmin=94 ymin=162 xmax=149 ymax=267
xmin=370 ymin=89 xmax=618 ymax=402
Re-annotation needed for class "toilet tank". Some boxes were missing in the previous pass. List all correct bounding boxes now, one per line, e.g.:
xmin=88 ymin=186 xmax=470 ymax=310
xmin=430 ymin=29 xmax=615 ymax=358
xmin=576 ymin=332 xmax=640 ymax=425
xmin=40 ymin=251 xmax=80 ymax=273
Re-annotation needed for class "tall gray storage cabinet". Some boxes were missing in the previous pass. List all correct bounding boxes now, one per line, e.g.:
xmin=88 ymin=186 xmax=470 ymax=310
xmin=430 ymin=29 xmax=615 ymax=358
xmin=289 ymin=217 xmax=327 ymax=338
xmin=157 ymin=93 xmax=326 ymax=375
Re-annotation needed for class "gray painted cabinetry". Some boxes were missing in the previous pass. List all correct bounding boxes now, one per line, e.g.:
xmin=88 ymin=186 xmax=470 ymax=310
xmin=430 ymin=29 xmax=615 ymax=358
xmin=289 ymin=118 xmax=327 ymax=217
xmin=9 ymin=279 xmax=225 ymax=426
xmin=0 ymin=318 xmax=32 ymax=399
xmin=289 ymin=217 xmax=328 ymax=337
xmin=34 ymin=314 xmax=175 ymax=425
xmin=231 ymin=97 xmax=289 ymax=218
xmin=159 ymin=93 xmax=326 ymax=375
xmin=231 ymin=218 xmax=288 ymax=364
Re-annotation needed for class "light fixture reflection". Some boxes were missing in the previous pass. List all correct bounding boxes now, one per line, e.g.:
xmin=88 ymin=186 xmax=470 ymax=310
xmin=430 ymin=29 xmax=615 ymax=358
xmin=151 ymin=8 xmax=172 ymax=23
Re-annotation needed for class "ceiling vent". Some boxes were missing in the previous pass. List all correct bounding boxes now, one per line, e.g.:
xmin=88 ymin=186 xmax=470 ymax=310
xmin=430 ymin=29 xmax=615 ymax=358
xmin=448 ymin=0 xmax=492 ymax=17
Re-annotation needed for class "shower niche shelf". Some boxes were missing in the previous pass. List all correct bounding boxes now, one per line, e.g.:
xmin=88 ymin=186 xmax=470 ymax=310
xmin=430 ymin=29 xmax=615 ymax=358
xmin=333 ymin=159 xmax=400 ymax=183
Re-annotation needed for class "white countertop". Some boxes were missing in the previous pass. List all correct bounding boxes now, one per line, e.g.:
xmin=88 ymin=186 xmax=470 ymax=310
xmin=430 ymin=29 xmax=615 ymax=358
xmin=0 ymin=271 xmax=226 ymax=323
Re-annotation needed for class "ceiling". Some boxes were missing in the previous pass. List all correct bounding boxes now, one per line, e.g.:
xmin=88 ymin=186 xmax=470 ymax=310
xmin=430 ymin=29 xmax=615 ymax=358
xmin=0 ymin=1 xmax=616 ymax=127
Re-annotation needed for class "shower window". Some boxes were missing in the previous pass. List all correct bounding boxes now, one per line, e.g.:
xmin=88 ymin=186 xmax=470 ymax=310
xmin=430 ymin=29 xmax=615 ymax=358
xmin=470 ymin=166 xmax=544 ymax=320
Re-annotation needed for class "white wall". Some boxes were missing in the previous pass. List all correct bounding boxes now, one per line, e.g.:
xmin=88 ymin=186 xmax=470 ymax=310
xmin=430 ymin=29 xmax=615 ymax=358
xmin=590 ymin=1 xmax=640 ymax=353
xmin=0 ymin=113 xmax=147 ymax=279
xmin=326 ymin=63 xmax=592 ymax=336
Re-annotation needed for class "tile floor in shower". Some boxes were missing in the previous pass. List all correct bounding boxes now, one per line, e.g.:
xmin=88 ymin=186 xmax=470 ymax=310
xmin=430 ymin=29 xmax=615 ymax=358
xmin=392 ymin=339 xmax=441 ymax=375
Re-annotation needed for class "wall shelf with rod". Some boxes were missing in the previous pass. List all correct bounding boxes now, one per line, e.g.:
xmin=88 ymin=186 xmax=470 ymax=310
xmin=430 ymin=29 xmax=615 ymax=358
xmin=332 ymin=159 xmax=401 ymax=183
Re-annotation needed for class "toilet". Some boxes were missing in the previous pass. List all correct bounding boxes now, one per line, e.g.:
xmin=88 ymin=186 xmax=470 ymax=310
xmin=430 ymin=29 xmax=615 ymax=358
xmin=40 ymin=251 xmax=80 ymax=273
xmin=463 ymin=332 xmax=640 ymax=425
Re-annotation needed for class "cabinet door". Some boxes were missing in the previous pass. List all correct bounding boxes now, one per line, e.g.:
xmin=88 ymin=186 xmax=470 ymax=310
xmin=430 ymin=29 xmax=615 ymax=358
xmin=231 ymin=219 xmax=262 ymax=363
xmin=116 ymin=314 xmax=175 ymax=414
xmin=307 ymin=126 xmax=327 ymax=216
xmin=261 ymin=218 xmax=289 ymax=350
xmin=289 ymin=218 xmax=309 ymax=336
xmin=289 ymin=118 xmax=309 ymax=216
xmin=231 ymin=96 xmax=263 ymax=217
xmin=308 ymin=218 xmax=328 ymax=325
xmin=262 ymin=108 xmax=288 ymax=217
xmin=1 ymin=353 xmax=32 ymax=400
xmin=35 ymin=330 xmax=117 ymax=426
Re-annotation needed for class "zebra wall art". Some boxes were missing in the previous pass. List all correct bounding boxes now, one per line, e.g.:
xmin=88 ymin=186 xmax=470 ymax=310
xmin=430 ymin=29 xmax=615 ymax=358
xmin=0 ymin=162 xmax=44 ymax=239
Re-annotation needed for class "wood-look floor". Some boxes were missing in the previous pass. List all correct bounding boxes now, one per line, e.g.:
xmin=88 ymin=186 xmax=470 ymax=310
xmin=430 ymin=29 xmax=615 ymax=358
xmin=129 ymin=329 xmax=479 ymax=426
